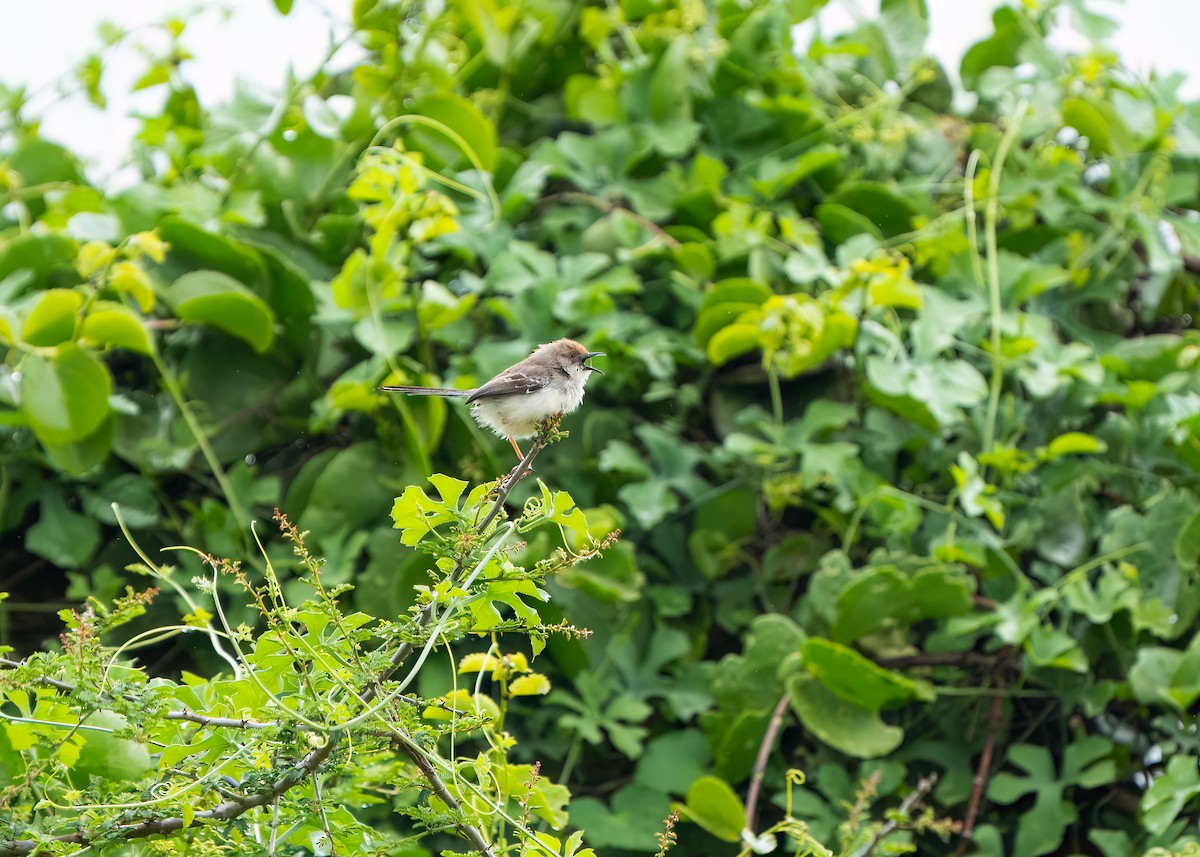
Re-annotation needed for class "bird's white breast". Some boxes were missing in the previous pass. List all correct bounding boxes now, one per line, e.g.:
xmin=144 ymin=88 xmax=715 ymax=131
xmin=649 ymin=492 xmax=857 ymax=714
xmin=470 ymin=377 xmax=589 ymax=439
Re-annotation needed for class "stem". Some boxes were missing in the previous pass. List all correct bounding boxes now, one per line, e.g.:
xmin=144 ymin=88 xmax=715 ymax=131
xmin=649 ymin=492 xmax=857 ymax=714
xmin=954 ymin=664 xmax=1008 ymax=856
xmin=768 ymin=368 xmax=784 ymax=433
xmin=150 ymin=349 xmax=250 ymax=531
xmin=395 ymin=734 xmax=498 ymax=857
xmin=744 ymin=693 xmax=792 ymax=832
xmin=980 ymin=99 xmax=1027 ymax=455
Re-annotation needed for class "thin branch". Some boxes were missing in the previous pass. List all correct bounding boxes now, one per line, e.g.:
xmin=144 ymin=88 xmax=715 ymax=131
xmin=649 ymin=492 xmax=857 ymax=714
xmin=0 ymin=658 xmax=77 ymax=694
xmin=745 ymin=693 xmax=792 ymax=832
xmin=874 ymin=652 xmax=1002 ymax=670
xmin=0 ymin=738 xmax=337 ymax=857
xmin=395 ymin=735 xmax=498 ymax=857
xmin=166 ymin=711 xmax=280 ymax=730
xmin=954 ymin=671 xmax=1008 ymax=857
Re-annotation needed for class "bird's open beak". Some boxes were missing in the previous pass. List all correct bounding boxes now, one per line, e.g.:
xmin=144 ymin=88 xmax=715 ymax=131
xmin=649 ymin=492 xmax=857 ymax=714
xmin=584 ymin=351 xmax=605 ymax=374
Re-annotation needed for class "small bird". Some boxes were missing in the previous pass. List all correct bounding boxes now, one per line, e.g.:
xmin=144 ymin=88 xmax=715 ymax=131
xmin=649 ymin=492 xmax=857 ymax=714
xmin=378 ymin=339 xmax=605 ymax=459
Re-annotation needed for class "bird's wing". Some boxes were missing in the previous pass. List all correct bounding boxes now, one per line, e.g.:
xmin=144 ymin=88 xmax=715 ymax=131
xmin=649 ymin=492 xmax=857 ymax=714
xmin=465 ymin=371 xmax=550 ymax=403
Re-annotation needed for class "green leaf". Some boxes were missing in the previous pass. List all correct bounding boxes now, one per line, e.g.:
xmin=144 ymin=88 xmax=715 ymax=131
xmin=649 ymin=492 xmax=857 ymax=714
xmin=695 ymin=279 xmax=773 ymax=347
xmin=1176 ymin=510 xmax=1200 ymax=571
xmin=0 ymin=234 xmax=78 ymax=286
xmin=1039 ymin=432 xmax=1107 ymax=460
xmin=682 ymin=776 xmax=744 ymax=843
xmin=960 ymin=7 xmax=1026 ymax=89
xmin=81 ymin=474 xmax=161 ymax=528
xmin=816 ymin=203 xmax=884 ymax=244
xmin=1129 ymin=647 xmax=1184 ymax=711
xmin=27 ymin=490 xmax=102 ymax=569
xmin=296 ymin=442 xmax=408 ymax=535
xmin=570 ymin=785 xmax=671 ymax=851
xmin=565 ymin=73 xmax=623 ymax=126
xmin=787 ymin=674 xmax=903 ymax=758
xmin=427 ymin=473 xmax=469 ymax=509
xmin=649 ymin=39 xmax=693 ymax=125
xmin=165 ymin=271 xmax=275 ymax=352
xmin=1061 ymin=97 xmax=1113 ymax=155
xmin=20 ymin=344 xmax=112 ymax=445
xmin=711 ymin=614 xmax=805 ymax=713
xmin=827 ymin=181 xmax=917 ymax=238
xmin=158 ymin=217 xmax=265 ymax=286
xmin=833 ymin=564 xmax=974 ymax=641
xmin=133 ymin=64 xmax=171 ymax=91
xmin=500 ymin=764 xmax=570 ymax=828
xmin=7 ymin=138 xmax=83 ymax=187
xmin=68 ymin=711 xmax=154 ymax=781
xmin=509 ymin=674 xmax=551 ymax=696
xmin=22 ymin=288 xmax=82 ymax=346
xmin=712 ymin=710 xmax=770 ymax=783
xmin=802 ymin=638 xmax=934 ymax=711
xmin=1142 ymin=755 xmax=1200 ymax=835
xmin=634 ymin=730 xmax=711 ymax=794
xmin=391 ymin=484 xmax=460 ymax=546
xmin=42 ymin=417 xmax=113 ymax=476
xmin=80 ymin=303 xmax=153 ymax=354
xmin=707 ymin=323 xmax=762 ymax=366
xmin=701 ymin=279 xmax=773 ymax=313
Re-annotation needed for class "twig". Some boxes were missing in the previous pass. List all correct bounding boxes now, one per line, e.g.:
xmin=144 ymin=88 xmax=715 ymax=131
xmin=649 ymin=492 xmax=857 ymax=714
xmin=395 ymin=735 xmax=497 ymax=857
xmin=166 ymin=711 xmax=281 ymax=730
xmin=745 ymin=693 xmax=792 ymax=832
xmin=0 ymin=738 xmax=337 ymax=857
xmin=874 ymin=652 xmax=1001 ymax=670
xmin=851 ymin=773 xmax=938 ymax=857
xmin=953 ymin=669 xmax=1007 ymax=857
xmin=0 ymin=658 xmax=77 ymax=694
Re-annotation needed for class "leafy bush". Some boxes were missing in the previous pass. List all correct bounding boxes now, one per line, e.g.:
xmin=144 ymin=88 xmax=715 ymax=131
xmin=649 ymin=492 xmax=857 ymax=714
xmin=3 ymin=0 xmax=1200 ymax=855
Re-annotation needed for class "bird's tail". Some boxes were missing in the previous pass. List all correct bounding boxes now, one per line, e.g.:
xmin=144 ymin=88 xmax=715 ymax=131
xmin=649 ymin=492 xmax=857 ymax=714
xmin=377 ymin=385 xmax=471 ymax=398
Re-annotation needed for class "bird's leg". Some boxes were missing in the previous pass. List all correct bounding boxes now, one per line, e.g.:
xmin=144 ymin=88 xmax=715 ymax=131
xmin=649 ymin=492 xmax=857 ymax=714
xmin=504 ymin=436 xmax=534 ymax=481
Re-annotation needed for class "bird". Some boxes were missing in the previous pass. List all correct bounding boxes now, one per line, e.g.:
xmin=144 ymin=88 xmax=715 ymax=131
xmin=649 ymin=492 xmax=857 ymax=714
xmin=378 ymin=339 xmax=605 ymax=459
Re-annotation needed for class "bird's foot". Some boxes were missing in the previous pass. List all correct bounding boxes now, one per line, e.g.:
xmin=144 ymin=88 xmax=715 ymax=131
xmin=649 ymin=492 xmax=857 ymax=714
xmin=504 ymin=462 xmax=534 ymax=483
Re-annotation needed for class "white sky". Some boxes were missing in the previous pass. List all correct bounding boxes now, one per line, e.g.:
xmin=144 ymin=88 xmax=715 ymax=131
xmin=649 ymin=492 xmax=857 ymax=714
xmin=0 ymin=0 xmax=1194 ymax=178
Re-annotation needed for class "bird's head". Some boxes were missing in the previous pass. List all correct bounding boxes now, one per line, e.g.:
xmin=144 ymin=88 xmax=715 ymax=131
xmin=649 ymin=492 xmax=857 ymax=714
xmin=537 ymin=339 xmax=605 ymax=378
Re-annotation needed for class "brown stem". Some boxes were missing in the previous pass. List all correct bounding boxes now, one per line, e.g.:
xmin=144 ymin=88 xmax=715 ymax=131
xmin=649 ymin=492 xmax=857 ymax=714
xmin=744 ymin=693 xmax=792 ymax=832
xmin=874 ymin=652 xmax=1002 ymax=670
xmin=395 ymin=735 xmax=497 ymax=856
xmin=953 ymin=656 xmax=1009 ymax=857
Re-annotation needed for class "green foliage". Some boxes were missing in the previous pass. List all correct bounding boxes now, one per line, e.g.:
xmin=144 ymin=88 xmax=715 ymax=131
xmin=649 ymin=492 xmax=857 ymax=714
xmin=2 ymin=0 xmax=1200 ymax=855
